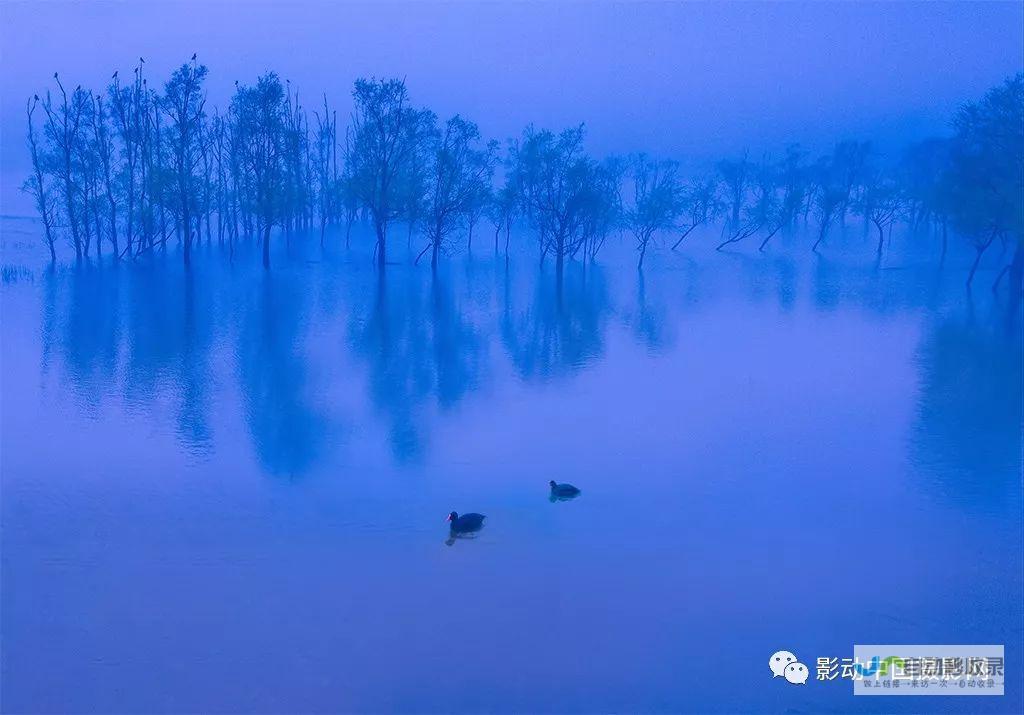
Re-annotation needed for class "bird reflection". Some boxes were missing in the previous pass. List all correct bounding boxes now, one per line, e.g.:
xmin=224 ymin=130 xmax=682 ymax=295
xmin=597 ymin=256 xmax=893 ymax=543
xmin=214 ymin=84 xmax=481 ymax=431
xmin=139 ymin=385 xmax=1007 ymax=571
xmin=445 ymin=531 xmax=484 ymax=547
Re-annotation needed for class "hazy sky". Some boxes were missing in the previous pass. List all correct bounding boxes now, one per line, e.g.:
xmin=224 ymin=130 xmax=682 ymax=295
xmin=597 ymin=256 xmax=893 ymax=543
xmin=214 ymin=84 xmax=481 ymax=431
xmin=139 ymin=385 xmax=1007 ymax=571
xmin=2 ymin=0 xmax=1021 ymax=213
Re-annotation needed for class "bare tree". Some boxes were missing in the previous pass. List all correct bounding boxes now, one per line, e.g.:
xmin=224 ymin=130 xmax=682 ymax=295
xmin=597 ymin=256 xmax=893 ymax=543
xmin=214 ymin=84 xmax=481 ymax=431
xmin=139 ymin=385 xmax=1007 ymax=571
xmin=856 ymin=170 xmax=904 ymax=257
xmin=716 ymin=158 xmax=784 ymax=251
xmin=513 ymin=125 xmax=618 ymax=281
xmin=717 ymin=151 xmax=751 ymax=227
xmin=671 ymin=176 xmax=720 ymax=249
xmin=24 ymin=96 xmax=58 ymax=262
xmin=418 ymin=115 xmax=495 ymax=271
xmin=313 ymin=95 xmax=337 ymax=245
xmin=41 ymin=74 xmax=89 ymax=260
xmin=231 ymin=72 xmax=287 ymax=268
xmin=625 ymin=154 xmax=682 ymax=269
xmin=348 ymin=78 xmax=433 ymax=268
xmin=90 ymin=92 xmax=119 ymax=256
xmin=161 ymin=59 xmax=207 ymax=267
xmin=810 ymin=156 xmax=846 ymax=252
xmin=941 ymin=74 xmax=1023 ymax=288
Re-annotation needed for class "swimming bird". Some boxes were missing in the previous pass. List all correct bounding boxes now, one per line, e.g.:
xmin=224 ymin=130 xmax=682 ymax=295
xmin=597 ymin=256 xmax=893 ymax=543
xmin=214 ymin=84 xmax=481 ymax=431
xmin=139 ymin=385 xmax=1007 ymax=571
xmin=447 ymin=511 xmax=486 ymax=534
xmin=549 ymin=480 xmax=581 ymax=498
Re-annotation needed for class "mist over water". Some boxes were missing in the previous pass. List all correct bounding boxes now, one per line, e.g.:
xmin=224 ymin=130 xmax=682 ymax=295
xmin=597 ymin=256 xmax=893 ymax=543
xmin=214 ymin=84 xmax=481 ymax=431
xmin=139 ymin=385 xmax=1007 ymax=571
xmin=2 ymin=1 xmax=1023 ymax=712
xmin=2 ymin=218 xmax=1021 ymax=713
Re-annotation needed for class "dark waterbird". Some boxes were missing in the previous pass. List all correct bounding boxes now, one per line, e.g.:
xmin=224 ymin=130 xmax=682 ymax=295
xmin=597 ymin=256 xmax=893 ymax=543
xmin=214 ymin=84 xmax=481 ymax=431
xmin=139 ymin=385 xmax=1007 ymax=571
xmin=447 ymin=511 xmax=486 ymax=534
xmin=549 ymin=480 xmax=581 ymax=499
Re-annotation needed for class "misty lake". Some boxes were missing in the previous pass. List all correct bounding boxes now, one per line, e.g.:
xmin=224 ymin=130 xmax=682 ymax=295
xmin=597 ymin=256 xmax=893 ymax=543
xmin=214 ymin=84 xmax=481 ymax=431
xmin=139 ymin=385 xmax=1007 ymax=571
xmin=1 ymin=218 xmax=1021 ymax=714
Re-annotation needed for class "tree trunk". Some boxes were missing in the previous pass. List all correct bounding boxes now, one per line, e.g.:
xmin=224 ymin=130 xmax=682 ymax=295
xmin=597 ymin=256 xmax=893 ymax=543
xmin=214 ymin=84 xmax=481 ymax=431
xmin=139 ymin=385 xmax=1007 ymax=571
xmin=995 ymin=238 xmax=1024 ymax=294
xmin=108 ymin=200 xmax=119 ymax=259
xmin=262 ymin=223 xmax=271 ymax=269
xmin=183 ymin=207 xmax=192 ymax=268
xmin=672 ymin=223 xmax=697 ymax=250
xmin=812 ymin=222 xmax=828 ymax=252
xmin=375 ymin=220 xmax=386 ymax=269
xmin=1010 ymin=239 xmax=1024 ymax=293
xmin=966 ymin=230 xmax=998 ymax=287
xmin=759 ymin=225 xmax=781 ymax=252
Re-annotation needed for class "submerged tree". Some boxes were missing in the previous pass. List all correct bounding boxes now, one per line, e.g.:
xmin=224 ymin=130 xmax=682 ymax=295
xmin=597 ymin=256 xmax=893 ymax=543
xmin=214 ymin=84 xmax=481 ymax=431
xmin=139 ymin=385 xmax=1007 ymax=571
xmin=348 ymin=78 xmax=434 ymax=268
xmin=488 ymin=160 xmax=521 ymax=260
xmin=89 ymin=92 xmax=120 ymax=257
xmin=716 ymin=156 xmax=784 ymax=251
xmin=312 ymin=96 xmax=336 ymax=244
xmin=942 ymin=74 xmax=1023 ymax=288
xmin=671 ymin=176 xmax=721 ymax=249
xmin=419 ymin=115 xmax=495 ymax=271
xmin=24 ymin=96 xmax=58 ymax=262
xmin=625 ymin=154 xmax=682 ymax=269
xmin=777 ymin=143 xmax=810 ymax=229
xmin=513 ymin=125 xmax=620 ymax=281
xmin=809 ymin=153 xmax=848 ymax=252
xmin=831 ymin=140 xmax=872 ymax=223
xmin=231 ymin=73 xmax=287 ymax=269
xmin=901 ymin=138 xmax=952 ymax=259
xmin=22 ymin=61 xmax=1023 ymax=289
xmin=161 ymin=60 xmax=208 ymax=267
xmin=717 ymin=152 xmax=751 ymax=227
xmin=856 ymin=170 xmax=905 ymax=258
xmin=40 ymin=74 xmax=90 ymax=260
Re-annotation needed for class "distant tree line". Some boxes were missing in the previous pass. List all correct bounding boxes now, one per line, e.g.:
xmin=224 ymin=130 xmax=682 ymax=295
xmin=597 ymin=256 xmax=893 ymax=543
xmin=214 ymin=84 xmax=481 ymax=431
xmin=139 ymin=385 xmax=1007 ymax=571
xmin=23 ymin=60 xmax=1023 ymax=289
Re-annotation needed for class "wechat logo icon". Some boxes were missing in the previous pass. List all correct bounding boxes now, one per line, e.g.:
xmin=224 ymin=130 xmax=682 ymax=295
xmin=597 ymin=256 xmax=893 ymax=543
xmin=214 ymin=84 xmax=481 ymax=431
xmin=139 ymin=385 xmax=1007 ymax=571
xmin=770 ymin=650 xmax=808 ymax=685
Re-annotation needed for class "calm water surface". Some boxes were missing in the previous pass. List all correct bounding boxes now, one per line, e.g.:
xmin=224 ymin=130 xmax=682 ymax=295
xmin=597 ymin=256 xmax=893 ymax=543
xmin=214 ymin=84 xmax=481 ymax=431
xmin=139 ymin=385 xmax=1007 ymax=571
xmin=1 ymin=219 xmax=1021 ymax=713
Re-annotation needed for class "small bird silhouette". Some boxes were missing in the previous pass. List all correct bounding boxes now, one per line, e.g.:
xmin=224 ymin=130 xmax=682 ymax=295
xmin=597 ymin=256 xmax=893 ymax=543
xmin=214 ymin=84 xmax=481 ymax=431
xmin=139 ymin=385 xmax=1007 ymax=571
xmin=53 ymin=72 xmax=58 ymax=79
xmin=447 ymin=511 xmax=486 ymax=535
xmin=33 ymin=94 xmax=39 ymax=101
xmin=549 ymin=480 xmax=581 ymax=499
xmin=191 ymin=53 xmax=197 ymax=61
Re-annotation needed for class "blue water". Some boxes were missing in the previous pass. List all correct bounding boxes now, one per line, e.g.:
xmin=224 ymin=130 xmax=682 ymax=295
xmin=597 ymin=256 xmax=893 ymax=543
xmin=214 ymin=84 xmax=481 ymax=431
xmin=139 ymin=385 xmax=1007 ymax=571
xmin=1 ymin=219 xmax=1021 ymax=713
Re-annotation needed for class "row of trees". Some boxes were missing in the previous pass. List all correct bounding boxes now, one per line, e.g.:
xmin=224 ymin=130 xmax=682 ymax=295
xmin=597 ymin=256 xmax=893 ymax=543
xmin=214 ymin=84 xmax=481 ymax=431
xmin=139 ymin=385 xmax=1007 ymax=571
xmin=24 ymin=61 xmax=1023 ymax=288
